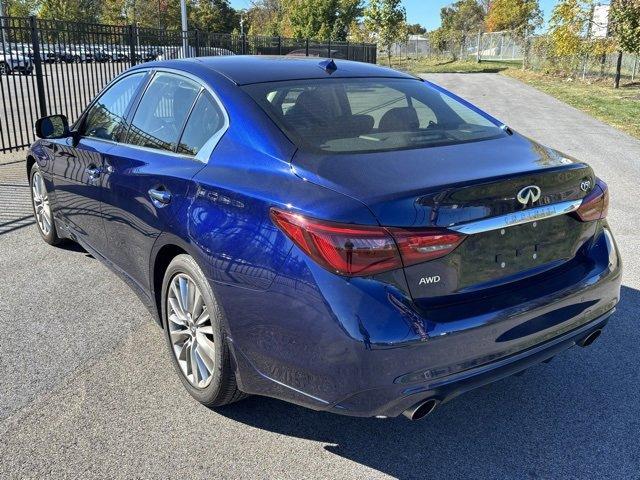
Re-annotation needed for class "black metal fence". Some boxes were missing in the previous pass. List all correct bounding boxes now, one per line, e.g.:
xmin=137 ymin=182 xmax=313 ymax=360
xmin=0 ymin=16 xmax=377 ymax=153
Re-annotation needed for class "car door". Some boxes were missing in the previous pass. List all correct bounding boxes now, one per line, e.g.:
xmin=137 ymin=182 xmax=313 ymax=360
xmin=49 ymin=71 xmax=147 ymax=250
xmin=101 ymin=71 xmax=228 ymax=289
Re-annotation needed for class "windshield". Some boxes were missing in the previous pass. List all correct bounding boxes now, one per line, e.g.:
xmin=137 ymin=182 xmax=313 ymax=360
xmin=243 ymin=78 xmax=506 ymax=154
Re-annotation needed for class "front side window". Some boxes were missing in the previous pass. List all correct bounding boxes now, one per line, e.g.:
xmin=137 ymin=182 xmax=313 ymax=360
xmin=82 ymin=72 xmax=146 ymax=141
xmin=244 ymin=78 xmax=505 ymax=154
xmin=177 ymin=91 xmax=226 ymax=156
xmin=127 ymin=72 xmax=201 ymax=152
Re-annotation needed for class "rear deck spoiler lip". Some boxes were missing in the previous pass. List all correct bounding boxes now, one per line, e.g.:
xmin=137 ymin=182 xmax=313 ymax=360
xmin=450 ymin=199 xmax=583 ymax=235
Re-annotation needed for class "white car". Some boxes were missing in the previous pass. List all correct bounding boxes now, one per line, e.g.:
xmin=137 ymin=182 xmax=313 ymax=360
xmin=0 ymin=49 xmax=33 ymax=75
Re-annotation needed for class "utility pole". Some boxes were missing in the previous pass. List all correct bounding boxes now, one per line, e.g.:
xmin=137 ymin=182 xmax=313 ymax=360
xmin=239 ymin=10 xmax=245 ymax=37
xmin=180 ymin=0 xmax=189 ymax=57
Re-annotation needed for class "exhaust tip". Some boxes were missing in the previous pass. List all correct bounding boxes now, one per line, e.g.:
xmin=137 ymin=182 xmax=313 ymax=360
xmin=403 ymin=398 xmax=438 ymax=421
xmin=578 ymin=329 xmax=602 ymax=348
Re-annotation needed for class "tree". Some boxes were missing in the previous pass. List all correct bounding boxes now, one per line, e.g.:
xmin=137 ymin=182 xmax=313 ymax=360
xmin=40 ymin=0 xmax=102 ymax=23
xmin=438 ymin=0 xmax=484 ymax=59
xmin=485 ymin=0 xmax=542 ymax=37
xmin=548 ymin=0 xmax=592 ymax=57
xmin=407 ymin=23 xmax=426 ymax=35
xmin=190 ymin=0 xmax=239 ymax=33
xmin=247 ymin=0 xmax=284 ymax=36
xmin=364 ymin=0 xmax=407 ymax=66
xmin=610 ymin=0 xmax=640 ymax=87
xmin=286 ymin=0 xmax=363 ymax=40
xmin=4 ymin=0 xmax=41 ymax=16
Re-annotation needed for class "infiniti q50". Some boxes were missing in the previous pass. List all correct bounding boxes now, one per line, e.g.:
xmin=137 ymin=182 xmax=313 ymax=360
xmin=27 ymin=56 xmax=621 ymax=420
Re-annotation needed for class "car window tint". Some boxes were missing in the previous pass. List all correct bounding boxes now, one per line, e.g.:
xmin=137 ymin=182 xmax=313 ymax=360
xmin=82 ymin=72 xmax=145 ymax=141
xmin=127 ymin=72 xmax=201 ymax=152
xmin=177 ymin=92 xmax=226 ymax=156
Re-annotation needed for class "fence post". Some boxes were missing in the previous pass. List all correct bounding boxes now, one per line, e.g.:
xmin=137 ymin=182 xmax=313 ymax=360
xmin=277 ymin=36 xmax=281 ymax=55
xmin=128 ymin=24 xmax=137 ymax=66
xmin=194 ymin=29 xmax=200 ymax=57
xmin=305 ymin=38 xmax=309 ymax=56
xmin=29 ymin=16 xmax=47 ymax=118
xmin=476 ymin=31 xmax=482 ymax=63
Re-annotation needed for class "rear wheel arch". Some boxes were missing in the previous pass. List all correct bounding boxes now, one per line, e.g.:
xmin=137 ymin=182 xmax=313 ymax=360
xmin=151 ymin=243 xmax=189 ymax=326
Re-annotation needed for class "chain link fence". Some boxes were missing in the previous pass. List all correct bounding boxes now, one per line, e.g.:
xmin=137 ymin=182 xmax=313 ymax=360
xmin=386 ymin=30 xmax=639 ymax=83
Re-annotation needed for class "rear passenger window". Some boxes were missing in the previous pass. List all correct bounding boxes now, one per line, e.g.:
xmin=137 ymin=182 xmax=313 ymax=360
xmin=127 ymin=72 xmax=200 ymax=152
xmin=177 ymin=92 xmax=226 ymax=156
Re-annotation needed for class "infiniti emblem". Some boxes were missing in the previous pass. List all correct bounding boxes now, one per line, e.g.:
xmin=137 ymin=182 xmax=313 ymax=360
xmin=516 ymin=185 xmax=541 ymax=205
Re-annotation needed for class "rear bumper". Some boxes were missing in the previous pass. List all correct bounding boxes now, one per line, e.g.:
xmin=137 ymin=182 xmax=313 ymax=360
xmin=333 ymin=309 xmax=614 ymax=417
xmin=225 ymin=223 xmax=622 ymax=418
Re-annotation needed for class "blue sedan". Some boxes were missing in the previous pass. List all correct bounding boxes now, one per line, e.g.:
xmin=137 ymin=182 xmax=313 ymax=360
xmin=27 ymin=56 xmax=621 ymax=420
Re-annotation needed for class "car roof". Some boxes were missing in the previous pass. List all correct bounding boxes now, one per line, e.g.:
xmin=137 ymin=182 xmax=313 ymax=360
xmin=165 ymin=55 xmax=418 ymax=86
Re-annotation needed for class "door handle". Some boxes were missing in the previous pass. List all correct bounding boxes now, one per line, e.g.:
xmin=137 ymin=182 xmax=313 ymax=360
xmin=148 ymin=188 xmax=172 ymax=208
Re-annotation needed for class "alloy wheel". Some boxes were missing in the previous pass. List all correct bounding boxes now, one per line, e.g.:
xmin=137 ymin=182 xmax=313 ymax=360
xmin=32 ymin=171 xmax=52 ymax=236
xmin=167 ymin=273 xmax=215 ymax=388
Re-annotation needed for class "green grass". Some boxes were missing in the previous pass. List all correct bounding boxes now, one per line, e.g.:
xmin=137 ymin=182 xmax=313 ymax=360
xmin=381 ymin=56 xmax=522 ymax=75
xmin=503 ymin=69 xmax=640 ymax=139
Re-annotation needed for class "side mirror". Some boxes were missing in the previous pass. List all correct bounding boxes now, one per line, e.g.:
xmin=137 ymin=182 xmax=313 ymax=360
xmin=35 ymin=114 xmax=70 ymax=139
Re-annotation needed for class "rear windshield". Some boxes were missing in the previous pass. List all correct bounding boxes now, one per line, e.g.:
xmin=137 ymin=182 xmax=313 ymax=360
xmin=243 ymin=78 xmax=506 ymax=154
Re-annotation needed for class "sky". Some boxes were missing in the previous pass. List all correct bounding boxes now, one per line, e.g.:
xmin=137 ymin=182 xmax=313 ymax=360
xmin=229 ymin=0 xmax=560 ymax=31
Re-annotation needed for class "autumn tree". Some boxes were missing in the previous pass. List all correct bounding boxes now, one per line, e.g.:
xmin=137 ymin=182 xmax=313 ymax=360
xmin=364 ymin=0 xmax=407 ymax=66
xmin=485 ymin=0 xmax=542 ymax=36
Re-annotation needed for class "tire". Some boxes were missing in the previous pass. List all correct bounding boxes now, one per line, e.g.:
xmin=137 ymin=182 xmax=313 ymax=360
xmin=0 ymin=62 xmax=9 ymax=75
xmin=29 ymin=164 xmax=62 ymax=245
xmin=161 ymin=254 xmax=245 ymax=407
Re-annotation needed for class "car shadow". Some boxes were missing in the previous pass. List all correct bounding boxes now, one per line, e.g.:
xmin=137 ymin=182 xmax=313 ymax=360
xmin=216 ymin=285 xmax=639 ymax=478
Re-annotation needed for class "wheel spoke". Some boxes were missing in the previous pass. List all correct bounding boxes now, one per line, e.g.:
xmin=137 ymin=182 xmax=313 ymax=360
xmin=190 ymin=340 xmax=200 ymax=384
xmin=179 ymin=276 xmax=190 ymax=313
xmin=195 ymin=308 xmax=209 ymax=326
xmin=198 ymin=325 xmax=214 ymax=335
xmin=196 ymin=332 xmax=215 ymax=360
xmin=169 ymin=282 xmax=187 ymax=318
xmin=195 ymin=344 xmax=213 ymax=376
xmin=169 ymin=327 xmax=190 ymax=341
xmin=191 ymin=288 xmax=203 ymax=317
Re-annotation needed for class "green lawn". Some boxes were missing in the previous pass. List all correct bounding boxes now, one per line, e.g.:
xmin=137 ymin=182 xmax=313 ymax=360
xmin=503 ymin=69 xmax=640 ymax=139
xmin=382 ymin=57 xmax=521 ymax=75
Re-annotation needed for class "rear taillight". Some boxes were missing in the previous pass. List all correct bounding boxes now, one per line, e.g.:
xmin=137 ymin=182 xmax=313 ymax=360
xmin=270 ymin=208 xmax=465 ymax=277
xmin=575 ymin=178 xmax=609 ymax=222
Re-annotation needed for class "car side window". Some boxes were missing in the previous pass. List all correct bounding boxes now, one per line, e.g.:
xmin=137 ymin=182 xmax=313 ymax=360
xmin=82 ymin=72 xmax=146 ymax=141
xmin=127 ymin=72 xmax=201 ymax=152
xmin=177 ymin=91 xmax=226 ymax=156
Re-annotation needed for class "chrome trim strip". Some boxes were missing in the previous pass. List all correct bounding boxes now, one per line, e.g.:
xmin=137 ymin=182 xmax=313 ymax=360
xmin=450 ymin=199 xmax=583 ymax=235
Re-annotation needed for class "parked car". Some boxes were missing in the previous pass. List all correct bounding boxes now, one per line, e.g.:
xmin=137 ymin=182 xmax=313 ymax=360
xmin=0 ymin=48 xmax=33 ymax=75
xmin=27 ymin=57 xmax=621 ymax=420
xmin=286 ymin=48 xmax=345 ymax=58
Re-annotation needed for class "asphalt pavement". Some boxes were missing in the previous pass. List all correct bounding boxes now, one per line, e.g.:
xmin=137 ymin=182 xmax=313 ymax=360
xmin=0 ymin=73 xmax=639 ymax=479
